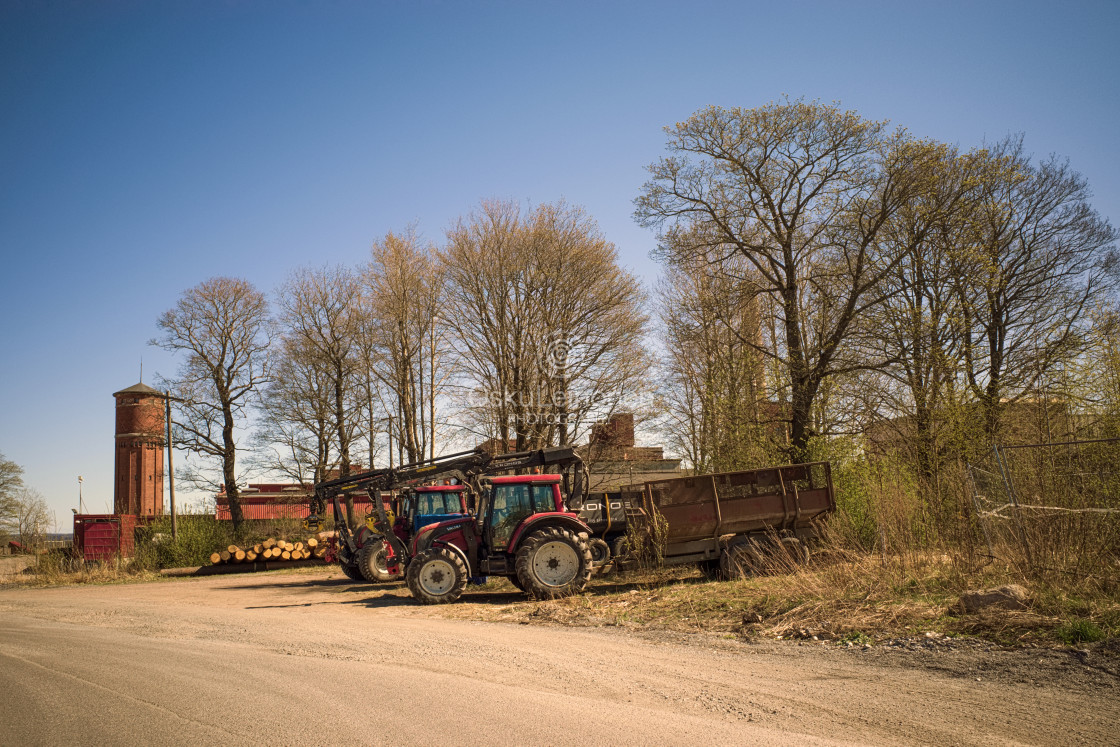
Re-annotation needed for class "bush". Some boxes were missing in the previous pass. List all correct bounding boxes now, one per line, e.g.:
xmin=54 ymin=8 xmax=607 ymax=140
xmin=133 ymin=515 xmax=233 ymax=570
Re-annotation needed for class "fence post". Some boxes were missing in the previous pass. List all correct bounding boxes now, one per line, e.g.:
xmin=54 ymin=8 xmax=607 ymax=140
xmin=994 ymin=445 xmax=1034 ymax=571
xmin=965 ymin=463 xmax=995 ymax=562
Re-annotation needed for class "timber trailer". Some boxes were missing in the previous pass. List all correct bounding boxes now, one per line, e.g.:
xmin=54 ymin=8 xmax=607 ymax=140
xmin=310 ymin=446 xmax=597 ymax=603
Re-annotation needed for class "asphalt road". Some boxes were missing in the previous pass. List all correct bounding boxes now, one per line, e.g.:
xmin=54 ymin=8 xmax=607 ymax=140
xmin=0 ymin=571 xmax=1114 ymax=745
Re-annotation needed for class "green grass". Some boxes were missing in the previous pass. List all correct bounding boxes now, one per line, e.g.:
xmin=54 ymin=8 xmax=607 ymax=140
xmin=1055 ymin=619 xmax=1106 ymax=646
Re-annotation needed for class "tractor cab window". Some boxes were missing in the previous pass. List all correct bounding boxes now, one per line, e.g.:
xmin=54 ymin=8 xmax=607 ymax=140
xmin=487 ymin=483 xmax=557 ymax=550
xmin=414 ymin=492 xmax=459 ymax=517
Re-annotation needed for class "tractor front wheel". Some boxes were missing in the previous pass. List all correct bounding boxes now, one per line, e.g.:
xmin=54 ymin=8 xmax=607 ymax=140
xmin=514 ymin=527 xmax=592 ymax=600
xmin=339 ymin=560 xmax=365 ymax=582
xmin=358 ymin=539 xmax=400 ymax=583
xmin=406 ymin=546 xmax=468 ymax=604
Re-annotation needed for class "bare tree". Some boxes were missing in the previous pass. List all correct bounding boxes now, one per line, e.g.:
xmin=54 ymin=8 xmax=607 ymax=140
xmin=9 ymin=487 xmax=52 ymax=551
xmin=252 ymin=333 xmax=336 ymax=486
xmin=0 ymin=451 xmax=23 ymax=511
xmin=637 ymin=100 xmax=933 ymax=461
xmin=276 ymin=266 xmax=365 ymax=524
xmin=153 ymin=277 xmax=272 ymax=529
xmin=363 ymin=229 xmax=446 ymax=464
xmin=0 ymin=452 xmax=25 ymax=543
xmin=658 ymin=243 xmax=776 ymax=472
xmin=442 ymin=200 xmax=649 ymax=450
xmin=953 ymin=136 xmax=1119 ymax=439
xmin=858 ymin=144 xmax=994 ymax=484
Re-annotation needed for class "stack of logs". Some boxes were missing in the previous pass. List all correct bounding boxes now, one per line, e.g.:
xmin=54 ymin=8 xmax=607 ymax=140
xmin=208 ymin=536 xmax=326 ymax=565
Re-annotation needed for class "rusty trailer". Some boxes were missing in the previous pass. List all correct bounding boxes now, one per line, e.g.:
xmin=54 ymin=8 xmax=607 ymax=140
xmin=622 ymin=461 xmax=835 ymax=573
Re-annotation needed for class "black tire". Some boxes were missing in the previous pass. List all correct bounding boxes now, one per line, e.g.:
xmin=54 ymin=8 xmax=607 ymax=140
xmin=507 ymin=573 xmax=526 ymax=592
xmin=358 ymin=539 xmax=400 ymax=583
xmin=609 ymin=535 xmax=630 ymax=559
xmin=406 ymin=546 xmax=468 ymax=604
xmin=780 ymin=536 xmax=810 ymax=565
xmin=339 ymin=560 xmax=365 ymax=581
xmin=720 ymin=539 xmax=763 ymax=580
xmin=588 ymin=538 xmax=611 ymax=567
xmin=514 ymin=527 xmax=593 ymax=600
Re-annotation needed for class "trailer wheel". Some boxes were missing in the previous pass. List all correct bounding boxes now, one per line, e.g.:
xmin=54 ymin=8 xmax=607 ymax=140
xmin=780 ymin=536 xmax=810 ymax=565
xmin=406 ymin=546 xmax=467 ymax=604
xmin=720 ymin=540 xmax=763 ymax=580
xmin=358 ymin=540 xmax=400 ymax=582
xmin=609 ymin=535 xmax=629 ymax=559
xmin=515 ymin=527 xmax=592 ymax=600
xmin=588 ymin=538 xmax=611 ymax=567
xmin=339 ymin=560 xmax=365 ymax=582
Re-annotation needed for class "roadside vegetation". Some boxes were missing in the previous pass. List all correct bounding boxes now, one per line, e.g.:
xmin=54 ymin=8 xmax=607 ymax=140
xmin=445 ymin=550 xmax=1119 ymax=649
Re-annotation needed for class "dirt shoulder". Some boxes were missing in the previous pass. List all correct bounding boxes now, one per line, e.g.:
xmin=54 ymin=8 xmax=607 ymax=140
xmin=2 ymin=568 xmax=1115 ymax=745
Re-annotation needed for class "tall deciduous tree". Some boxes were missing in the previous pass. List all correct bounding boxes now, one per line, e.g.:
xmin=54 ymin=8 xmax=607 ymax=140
xmin=637 ymin=100 xmax=932 ymax=461
xmin=153 ymin=277 xmax=272 ymax=529
xmin=442 ymin=200 xmax=649 ymax=450
xmin=864 ymin=145 xmax=991 ymax=484
xmin=9 ymin=487 xmax=52 ymax=550
xmin=658 ymin=240 xmax=775 ymax=472
xmin=0 ymin=452 xmax=26 ymax=542
xmin=364 ymin=229 xmax=445 ymax=464
xmin=276 ymin=266 xmax=365 ymax=525
xmin=953 ymin=136 xmax=1118 ymax=439
xmin=253 ymin=333 xmax=336 ymax=486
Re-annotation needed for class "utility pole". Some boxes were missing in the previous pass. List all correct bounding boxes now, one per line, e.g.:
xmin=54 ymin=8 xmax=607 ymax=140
xmin=165 ymin=391 xmax=178 ymax=540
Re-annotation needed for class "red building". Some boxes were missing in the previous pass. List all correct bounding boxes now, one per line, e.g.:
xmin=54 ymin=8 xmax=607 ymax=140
xmin=73 ymin=381 xmax=166 ymax=561
xmin=214 ymin=483 xmax=377 ymax=521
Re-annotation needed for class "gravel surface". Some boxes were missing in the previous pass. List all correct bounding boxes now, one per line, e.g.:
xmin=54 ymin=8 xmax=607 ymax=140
xmin=0 ymin=569 xmax=1115 ymax=745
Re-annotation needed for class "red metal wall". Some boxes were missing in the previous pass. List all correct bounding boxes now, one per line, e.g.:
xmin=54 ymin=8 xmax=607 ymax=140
xmin=73 ymin=514 xmax=149 ymax=560
xmin=215 ymin=498 xmax=376 ymax=521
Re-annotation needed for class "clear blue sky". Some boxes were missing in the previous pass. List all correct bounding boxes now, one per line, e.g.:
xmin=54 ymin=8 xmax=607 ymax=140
xmin=2 ymin=0 xmax=1117 ymax=528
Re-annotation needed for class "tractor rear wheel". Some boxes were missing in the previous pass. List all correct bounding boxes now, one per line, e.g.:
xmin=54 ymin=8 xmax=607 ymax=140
xmin=358 ymin=539 xmax=399 ymax=583
xmin=514 ymin=527 xmax=592 ymax=600
xmin=406 ymin=546 xmax=468 ymax=604
xmin=588 ymin=538 xmax=610 ymax=567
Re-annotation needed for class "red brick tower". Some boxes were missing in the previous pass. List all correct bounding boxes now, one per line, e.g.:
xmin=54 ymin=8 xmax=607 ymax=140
xmin=113 ymin=382 xmax=166 ymax=516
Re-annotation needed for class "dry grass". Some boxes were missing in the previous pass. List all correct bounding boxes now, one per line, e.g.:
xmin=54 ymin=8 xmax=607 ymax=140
xmin=444 ymin=549 xmax=1120 ymax=646
xmin=1 ymin=551 xmax=164 ymax=588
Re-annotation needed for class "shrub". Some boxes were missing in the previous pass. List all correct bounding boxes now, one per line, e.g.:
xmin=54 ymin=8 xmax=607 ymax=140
xmin=133 ymin=515 xmax=233 ymax=570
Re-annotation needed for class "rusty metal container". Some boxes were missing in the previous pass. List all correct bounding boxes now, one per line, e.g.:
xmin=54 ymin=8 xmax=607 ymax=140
xmin=73 ymin=514 xmax=149 ymax=560
xmin=624 ymin=462 xmax=834 ymax=563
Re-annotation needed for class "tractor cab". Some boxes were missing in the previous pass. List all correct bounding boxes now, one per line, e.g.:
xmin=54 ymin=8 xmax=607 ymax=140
xmin=478 ymin=475 xmax=568 ymax=553
xmin=407 ymin=485 xmax=470 ymax=535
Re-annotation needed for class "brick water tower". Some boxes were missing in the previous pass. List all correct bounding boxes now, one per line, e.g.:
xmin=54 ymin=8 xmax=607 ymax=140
xmin=113 ymin=382 xmax=166 ymax=516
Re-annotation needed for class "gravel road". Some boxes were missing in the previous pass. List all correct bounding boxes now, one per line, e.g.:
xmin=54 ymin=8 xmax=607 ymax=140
xmin=0 ymin=570 xmax=1115 ymax=745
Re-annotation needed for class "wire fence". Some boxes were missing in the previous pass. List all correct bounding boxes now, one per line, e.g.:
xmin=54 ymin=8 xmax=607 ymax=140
xmin=967 ymin=437 xmax=1120 ymax=579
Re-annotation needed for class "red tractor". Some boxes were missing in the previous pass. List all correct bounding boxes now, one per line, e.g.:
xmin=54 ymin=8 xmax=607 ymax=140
xmin=311 ymin=447 xmax=595 ymax=604
xmin=392 ymin=472 xmax=593 ymax=603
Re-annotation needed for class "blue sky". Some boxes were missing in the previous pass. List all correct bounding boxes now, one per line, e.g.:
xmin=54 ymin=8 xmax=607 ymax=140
xmin=1 ymin=0 xmax=1117 ymax=527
